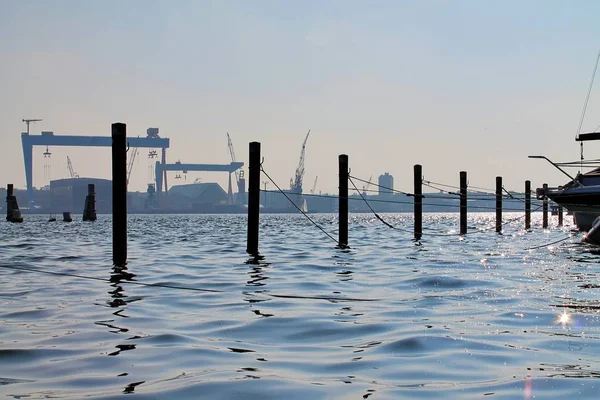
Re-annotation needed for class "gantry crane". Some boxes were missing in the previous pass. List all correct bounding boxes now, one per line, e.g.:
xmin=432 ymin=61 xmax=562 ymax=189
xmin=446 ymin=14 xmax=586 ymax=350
xmin=21 ymin=127 xmax=169 ymax=204
xmin=66 ymin=156 xmax=79 ymax=178
xmin=290 ymin=129 xmax=311 ymax=194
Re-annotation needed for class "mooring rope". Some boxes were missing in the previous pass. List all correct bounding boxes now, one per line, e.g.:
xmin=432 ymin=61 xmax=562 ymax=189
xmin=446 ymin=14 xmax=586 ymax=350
xmin=0 ymin=265 xmax=380 ymax=302
xmin=348 ymin=175 xmax=412 ymax=196
xmin=260 ymin=165 xmax=341 ymax=247
xmin=524 ymin=234 xmax=577 ymax=251
xmin=349 ymin=175 xmax=547 ymax=237
xmin=263 ymin=187 xmax=539 ymax=211
xmin=422 ymin=179 xmax=532 ymax=203
xmin=348 ymin=175 xmax=397 ymax=230
xmin=0 ymin=265 xmax=224 ymax=293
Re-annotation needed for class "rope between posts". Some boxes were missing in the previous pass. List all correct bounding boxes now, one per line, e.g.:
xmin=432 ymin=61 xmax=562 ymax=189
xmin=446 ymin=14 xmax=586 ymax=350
xmin=262 ymin=188 xmax=542 ymax=211
xmin=260 ymin=164 xmax=340 ymax=247
xmin=525 ymin=234 xmax=577 ymax=251
xmin=347 ymin=176 xmax=459 ymax=237
xmin=347 ymin=175 xmax=396 ymax=230
xmin=0 ymin=265 xmax=378 ymax=302
xmin=349 ymin=175 xmax=549 ymax=237
xmin=1 ymin=265 xmax=224 ymax=293
xmin=422 ymin=180 xmax=532 ymax=202
xmin=348 ymin=175 xmax=412 ymax=196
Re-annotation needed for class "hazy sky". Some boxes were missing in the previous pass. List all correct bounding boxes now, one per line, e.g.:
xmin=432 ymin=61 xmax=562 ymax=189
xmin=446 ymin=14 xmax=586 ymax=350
xmin=2 ymin=0 xmax=600 ymax=196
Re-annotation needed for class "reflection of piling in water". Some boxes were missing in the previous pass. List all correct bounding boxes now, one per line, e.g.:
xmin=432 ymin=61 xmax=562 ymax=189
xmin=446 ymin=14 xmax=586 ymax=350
xmin=112 ymin=123 xmax=127 ymax=266
xmin=6 ymin=184 xmax=23 ymax=223
xmin=338 ymin=154 xmax=348 ymax=248
xmin=83 ymin=184 xmax=97 ymax=222
xmin=558 ymin=205 xmax=563 ymax=226
xmin=551 ymin=204 xmax=564 ymax=226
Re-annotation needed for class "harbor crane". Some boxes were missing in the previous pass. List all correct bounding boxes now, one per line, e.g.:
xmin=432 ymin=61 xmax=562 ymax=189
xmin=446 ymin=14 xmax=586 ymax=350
xmin=310 ymin=176 xmax=318 ymax=194
xmin=362 ymin=175 xmax=373 ymax=196
xmin=126 ymin=141 xmax=139 ymax=186
xmin=22 ymin=118 xmax=42 ymax=135
xmin=66 ymin=156 xmax=79 ymax=178
xmin=227 ymin=132 xmax=245 ymax=204
xmin=290 ymin=129 xmax=311 ymax=194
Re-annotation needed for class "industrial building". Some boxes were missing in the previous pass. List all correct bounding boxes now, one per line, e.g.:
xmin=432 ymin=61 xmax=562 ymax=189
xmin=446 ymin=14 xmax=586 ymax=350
xmin=167 ymin=182 xmax=229 ymax=212
xmin=378 ymin=172 xmax=394 ymax=196
xmin=50 ymin=178 xmax=112 ymax=214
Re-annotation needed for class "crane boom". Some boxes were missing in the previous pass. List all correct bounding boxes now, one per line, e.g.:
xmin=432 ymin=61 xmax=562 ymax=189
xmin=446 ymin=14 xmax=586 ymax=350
xmin=362 ymin=175 xmax=373 ymax=193
xmin=127 ymin=141 xmax=139 ymax=185
xmin=66 ymin=156 xmax=79 ymax=178
xmin=310 ymin=176 xmax=318 ymax=194
xmin=22 ymin=118 xmax=42 ymax=135
xmin=227 ymin=132 xmax=240 ymax=185
xmin=290 ymin=129 xmax=311 ymax=193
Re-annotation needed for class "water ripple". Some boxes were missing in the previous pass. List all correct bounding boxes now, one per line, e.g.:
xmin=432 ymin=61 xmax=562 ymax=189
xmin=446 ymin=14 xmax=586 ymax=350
xmin=0 ymin=213 xmax=598 ymax=399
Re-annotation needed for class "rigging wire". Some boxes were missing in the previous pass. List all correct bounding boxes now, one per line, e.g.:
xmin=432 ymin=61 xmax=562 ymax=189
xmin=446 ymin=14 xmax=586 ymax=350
xmin=577 ymin=50 xmax=600 ymax=138
xmin=577 ymin=50 xmax=600 ymax=172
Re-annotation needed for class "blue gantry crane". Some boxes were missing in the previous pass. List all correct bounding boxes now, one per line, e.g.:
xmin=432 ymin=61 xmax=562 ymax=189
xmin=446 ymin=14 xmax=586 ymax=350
xmin=21 ymin=127 xmax=170 ymax=204
xmin=154 ymin=161 xmax=244 ymax=197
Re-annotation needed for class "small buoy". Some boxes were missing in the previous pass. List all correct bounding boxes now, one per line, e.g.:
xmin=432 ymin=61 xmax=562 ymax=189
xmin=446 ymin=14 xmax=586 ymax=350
xmin=63 ymin=212 xmax=72 ymax=222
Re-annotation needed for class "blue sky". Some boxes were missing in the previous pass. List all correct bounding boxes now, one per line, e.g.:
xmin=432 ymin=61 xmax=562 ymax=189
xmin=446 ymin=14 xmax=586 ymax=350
xmin=2 ymin=0 xmax=600 ymax=195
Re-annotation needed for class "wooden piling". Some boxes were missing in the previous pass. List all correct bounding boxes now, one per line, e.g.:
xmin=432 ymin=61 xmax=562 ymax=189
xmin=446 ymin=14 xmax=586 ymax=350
xmin=460 ymin=171 xmax=467 ymax=235
xmin=339 ymin=154 xmax=349 ymax=248
xmin=6 ymin=184 xmax=13 ymax=221
xmin=83 ymin=184 xmax=97 ymax=222
xmin=246 ymin=142 xmax=261 ymax=256
xmin=6 ymin=184 xmax=22 ymax=223
xmin=558 ymin=205 xmax=563 ymax=227
xmin=495 ymin=176 xmax=502 ymax=233
xmin=414 ymin=164 xmax=422 ymax=240
xmin=525 ymin=180 xmax=531 ymax=230
xmin=112 ymin=123 xmax=127 ymax=266
xmin=542 ymin=183 xmax=548 ymax=229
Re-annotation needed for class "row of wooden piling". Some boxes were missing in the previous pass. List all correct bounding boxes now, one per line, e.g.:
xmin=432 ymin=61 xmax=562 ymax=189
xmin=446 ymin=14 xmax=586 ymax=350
xmin=3 ymin=132 xmax=565 ymax=266
xmin=245 ymin=146 xmax=562 ymax=255
xmin=5 ymin=182 xmax=97 ymax=224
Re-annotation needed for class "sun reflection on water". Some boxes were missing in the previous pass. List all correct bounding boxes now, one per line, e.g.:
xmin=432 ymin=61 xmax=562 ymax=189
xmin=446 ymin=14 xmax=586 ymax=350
xmin=556 ymin=311 xmax=571 ymax=325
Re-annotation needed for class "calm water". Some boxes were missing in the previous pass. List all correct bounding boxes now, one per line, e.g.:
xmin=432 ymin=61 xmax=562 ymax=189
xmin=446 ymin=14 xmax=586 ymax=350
xmin=1 ymin=212 xmax=599 ymax=399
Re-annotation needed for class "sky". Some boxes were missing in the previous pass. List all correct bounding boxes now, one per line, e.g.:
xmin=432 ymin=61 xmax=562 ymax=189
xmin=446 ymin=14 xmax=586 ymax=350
xmin=2 ymin=0 xmax=600 ymax=196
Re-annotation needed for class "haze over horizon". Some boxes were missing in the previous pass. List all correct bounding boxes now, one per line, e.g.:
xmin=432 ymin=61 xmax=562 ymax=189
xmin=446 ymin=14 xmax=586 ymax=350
xmin=3 ymin=1 xmax=600 ymax=197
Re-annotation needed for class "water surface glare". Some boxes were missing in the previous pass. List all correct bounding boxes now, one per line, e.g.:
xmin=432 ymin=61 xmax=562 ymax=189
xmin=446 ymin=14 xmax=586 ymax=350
xmin=1 ymin=213 xmax=599 ymax=399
